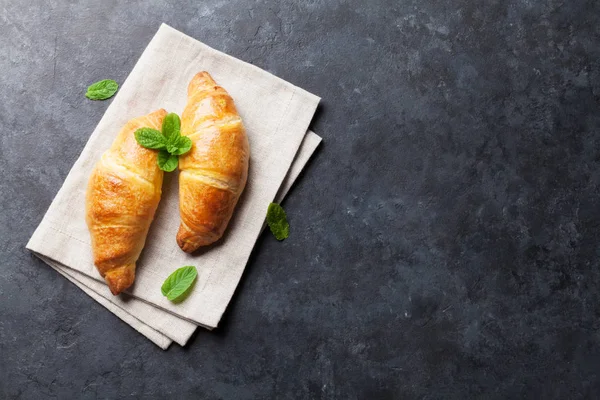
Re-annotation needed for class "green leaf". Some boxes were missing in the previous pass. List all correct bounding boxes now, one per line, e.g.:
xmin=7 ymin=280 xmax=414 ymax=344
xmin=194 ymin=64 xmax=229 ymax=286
xmin=157 ymin=149 xmax=178 ymax=172
xmin=266 ymin=203 xmax=289 ymax=240
xmin=85 ymin=79 xmax=118 ymax=100
xmin=166 ymin=143 xmax=179 ymax=154
xmin=170 ymin=136 xmax=193 ymax=155
xmin=161 ymin=266 xmax=198 ymax=302
xmin=135 ymin=128 xmax=167 ymax=149
xmin=162 ymin=113 xmax=181 ymax=143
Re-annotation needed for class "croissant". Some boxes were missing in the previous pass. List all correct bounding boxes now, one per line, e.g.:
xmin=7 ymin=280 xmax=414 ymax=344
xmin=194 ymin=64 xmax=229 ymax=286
xmin=85 ymin=109 xmax=167 ymax=295
xmin=177 ymin=72 xmax=250 ymax=252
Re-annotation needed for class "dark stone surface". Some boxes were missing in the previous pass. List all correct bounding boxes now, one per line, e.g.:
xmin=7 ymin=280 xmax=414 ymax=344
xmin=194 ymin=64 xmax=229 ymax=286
xmin=1 ymin=0 xmax=600 ymax=398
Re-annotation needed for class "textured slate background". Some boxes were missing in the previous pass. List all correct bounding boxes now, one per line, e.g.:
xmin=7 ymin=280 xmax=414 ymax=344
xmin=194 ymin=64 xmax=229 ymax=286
xmin=2 ymin=0 xmax=600 ymax=398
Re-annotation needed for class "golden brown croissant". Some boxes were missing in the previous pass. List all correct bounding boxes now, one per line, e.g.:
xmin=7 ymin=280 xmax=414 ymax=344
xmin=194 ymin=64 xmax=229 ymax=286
xmin=85 ymin=109 xmax=167 ymax=295
xmin=177 ymin=72 xmax=250 ymax=252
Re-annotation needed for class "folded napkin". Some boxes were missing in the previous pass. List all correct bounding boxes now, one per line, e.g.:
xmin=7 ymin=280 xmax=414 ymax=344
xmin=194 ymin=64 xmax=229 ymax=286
xmin=26 ymin=24 xmax=321 ymax=348
xmin=38 ymin=131 xmax=320 ymax=349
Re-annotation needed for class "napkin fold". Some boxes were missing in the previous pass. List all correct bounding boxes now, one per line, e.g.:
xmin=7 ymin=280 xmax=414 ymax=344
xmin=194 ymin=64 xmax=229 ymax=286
xmin=26 ymin=24 xmax=321 ymax=348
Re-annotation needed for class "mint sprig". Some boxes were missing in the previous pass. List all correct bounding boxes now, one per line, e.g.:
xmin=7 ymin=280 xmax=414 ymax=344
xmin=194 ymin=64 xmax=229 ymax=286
xmin=161 ymin=266 xmax=198 ymax=302
xmin=266 ymin=203 xmax=289 ymax=240
xmin=134 ymin=128 xmax=166 ymax=149
xmin=86 ymin=79 xmax=118 ymax=100
xmin=134 ymin=113 xmax=191 ymax=172
xmin=162 ymin=112 xmax=181 ymax=143
xmin=169 ymin=136 xmax=192 ymax=155
xmin=157 ymin=150 xmax=178 ymax=172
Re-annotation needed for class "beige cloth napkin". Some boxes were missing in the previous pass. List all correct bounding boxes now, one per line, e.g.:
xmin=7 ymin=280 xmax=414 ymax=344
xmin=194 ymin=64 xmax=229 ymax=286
xmin=35 ymin=132 xmax=320 ymax=349
xmin=26 ymin=24 xmax=321 ymax=348
xmin=38 ymin=131 xmax=320 ymax=349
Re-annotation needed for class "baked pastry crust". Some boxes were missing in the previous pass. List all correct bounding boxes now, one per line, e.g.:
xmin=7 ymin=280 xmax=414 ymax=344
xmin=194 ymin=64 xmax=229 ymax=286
xmin=86 ymin=109 xmax=167 ymax=295
xmin=177 ymin=72 xmax=250 ymax=252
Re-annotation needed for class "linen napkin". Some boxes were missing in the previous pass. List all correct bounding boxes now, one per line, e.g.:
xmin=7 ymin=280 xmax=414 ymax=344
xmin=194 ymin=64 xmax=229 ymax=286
xmin=35 ymin=131 xmax=321 ymax=349
xmin=26 ymin=23 xmax=321 ymax=346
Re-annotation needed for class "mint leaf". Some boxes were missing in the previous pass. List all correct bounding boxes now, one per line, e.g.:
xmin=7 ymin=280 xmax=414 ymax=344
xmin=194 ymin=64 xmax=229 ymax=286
xmin=170 ymin=136 xmax=193 ymax=155
xmin=162 ymin=113 xmax=181 ymax=143
xmin=161 ymin=266 xmax=198 ymax=302
xmin=133 ymin=113 xmax=186 ymax=172
xmin=135 ymin=128 xmax=166 ymax=149
xmin=266 ymin=203 xmax=289 ymax=240
xmin=85 ymin=79 xmax=118 ymax=100
xmin=166 ymin=142 xmax=179 ymax=154
xmin=157 ymin=149 xmax=178 ymax=172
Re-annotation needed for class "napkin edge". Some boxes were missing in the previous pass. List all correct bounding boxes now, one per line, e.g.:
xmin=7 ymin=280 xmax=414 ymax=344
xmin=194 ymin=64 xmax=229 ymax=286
xmin=159 ymin=23 xmax=321 ymax=105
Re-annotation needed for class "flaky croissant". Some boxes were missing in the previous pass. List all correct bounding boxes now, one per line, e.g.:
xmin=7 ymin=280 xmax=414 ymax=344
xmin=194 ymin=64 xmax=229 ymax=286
xmin=85 ymin=109 xmax=167 ymax=295
xmin=177 ymin=72 xmax=250 ymax=252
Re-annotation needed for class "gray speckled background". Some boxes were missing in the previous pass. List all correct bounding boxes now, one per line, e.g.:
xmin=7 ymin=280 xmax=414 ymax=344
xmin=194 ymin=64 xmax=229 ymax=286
xmin=2 ymin=0 xmax=600 ymax=398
